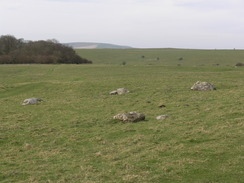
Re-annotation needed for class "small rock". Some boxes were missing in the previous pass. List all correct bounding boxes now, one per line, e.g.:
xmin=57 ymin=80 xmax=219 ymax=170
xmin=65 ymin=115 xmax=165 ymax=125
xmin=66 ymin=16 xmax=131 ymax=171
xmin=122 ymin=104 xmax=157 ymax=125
xmin=22 ymin=98 xmax=43 ymax=105
xmin=116 ymin=88 xmax=130 ymax=95
xmin=110 ymin=88 xmax=129 ymax=95
xmin=113 ymin=112 xmax=145 ymax=122
xmin=156 ymin=115 xmax=170 ymax=120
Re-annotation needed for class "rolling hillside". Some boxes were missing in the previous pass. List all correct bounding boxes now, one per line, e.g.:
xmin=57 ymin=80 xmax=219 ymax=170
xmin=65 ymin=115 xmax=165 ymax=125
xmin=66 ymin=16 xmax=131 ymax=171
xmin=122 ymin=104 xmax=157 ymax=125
xmin=64 ymin=42 xmax=133 ymax=49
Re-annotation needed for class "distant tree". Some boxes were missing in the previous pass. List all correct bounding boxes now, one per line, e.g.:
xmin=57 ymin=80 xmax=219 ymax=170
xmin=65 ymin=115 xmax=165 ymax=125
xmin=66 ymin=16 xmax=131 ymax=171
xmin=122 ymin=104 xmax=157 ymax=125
xmin=0 ymin=35 xmax=23 ymax=55
xmin=46 ymin=39 xmax=59 ymax=44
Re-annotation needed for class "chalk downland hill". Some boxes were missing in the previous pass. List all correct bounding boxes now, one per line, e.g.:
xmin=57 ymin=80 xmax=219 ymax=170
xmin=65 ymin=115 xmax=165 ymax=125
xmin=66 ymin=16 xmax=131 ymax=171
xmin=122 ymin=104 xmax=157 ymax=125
xmin=64 ymin=42 xmax=133 ymax=49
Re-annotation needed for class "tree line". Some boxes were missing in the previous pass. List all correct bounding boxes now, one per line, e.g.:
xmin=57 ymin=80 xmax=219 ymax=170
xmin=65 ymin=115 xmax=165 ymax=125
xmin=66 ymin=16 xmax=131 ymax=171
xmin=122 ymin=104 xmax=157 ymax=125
xmin=0 ymin=35 xmax=92 ymax=64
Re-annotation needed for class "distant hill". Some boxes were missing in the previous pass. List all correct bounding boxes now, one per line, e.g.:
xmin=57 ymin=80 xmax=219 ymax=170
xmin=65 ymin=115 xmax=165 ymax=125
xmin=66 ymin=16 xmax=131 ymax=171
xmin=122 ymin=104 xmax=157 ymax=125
xmin=64 ymin=42 xmax=133 ymax=49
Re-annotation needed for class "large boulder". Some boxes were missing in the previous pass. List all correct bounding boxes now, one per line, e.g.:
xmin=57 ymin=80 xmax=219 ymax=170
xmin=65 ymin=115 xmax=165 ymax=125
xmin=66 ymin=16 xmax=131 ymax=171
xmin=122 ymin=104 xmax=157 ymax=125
xmin=110 ymin=88 xmax=129 ymax=95
xmin=191 ymin=81 xmax=216 ymax=91
xmin=22 ymin=98 xmax=43 ymax=105
xmin=113 ymin=112 xmax=145 ymax=122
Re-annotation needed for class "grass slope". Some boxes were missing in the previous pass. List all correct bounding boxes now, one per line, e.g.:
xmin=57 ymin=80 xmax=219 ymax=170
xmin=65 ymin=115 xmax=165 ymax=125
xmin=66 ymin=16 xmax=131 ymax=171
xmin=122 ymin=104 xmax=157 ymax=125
xmin=76 ymin=48 xmax=244 ymax=66
xmin=0 ymin=59 xmax=243 ymax=182
xmin=64 ymin=42 xmax=132 ymax=49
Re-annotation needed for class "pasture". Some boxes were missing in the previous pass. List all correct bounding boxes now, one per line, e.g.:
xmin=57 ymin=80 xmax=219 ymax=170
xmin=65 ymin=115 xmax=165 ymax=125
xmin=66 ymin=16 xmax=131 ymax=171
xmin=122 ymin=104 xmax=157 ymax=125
xmin=0 ymin=49 xmax=244 ymax=182
xmin=76 ymin=48 xmax=244 ymax=66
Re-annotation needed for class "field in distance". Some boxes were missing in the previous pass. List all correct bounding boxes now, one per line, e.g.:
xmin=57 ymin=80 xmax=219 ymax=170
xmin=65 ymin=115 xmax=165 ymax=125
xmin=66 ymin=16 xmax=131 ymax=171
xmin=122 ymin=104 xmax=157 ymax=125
xmin=0 ymin=50 xmax=243 ymax=182
xmin=76 ymin=48 xmax=244 ymax=66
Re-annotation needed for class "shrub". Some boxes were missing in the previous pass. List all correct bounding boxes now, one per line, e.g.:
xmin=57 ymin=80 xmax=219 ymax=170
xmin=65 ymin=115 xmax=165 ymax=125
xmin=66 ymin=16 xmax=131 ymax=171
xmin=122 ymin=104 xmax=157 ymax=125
xmin=122 ymin=61 xmax=127 ymax=65
xmin=235 ymin=62 xmax=244 ymax=66
xmin=178 ymin=57 xmax=184 ymax=61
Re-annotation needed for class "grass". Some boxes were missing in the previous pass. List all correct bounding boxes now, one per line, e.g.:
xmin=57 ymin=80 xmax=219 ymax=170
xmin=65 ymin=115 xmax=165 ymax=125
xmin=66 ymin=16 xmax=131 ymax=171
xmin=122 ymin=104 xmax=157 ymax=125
xmin=0 ymin=49 xmax=244 ymax=182
xmin=76 ymin=48 xmax=244 ymax=66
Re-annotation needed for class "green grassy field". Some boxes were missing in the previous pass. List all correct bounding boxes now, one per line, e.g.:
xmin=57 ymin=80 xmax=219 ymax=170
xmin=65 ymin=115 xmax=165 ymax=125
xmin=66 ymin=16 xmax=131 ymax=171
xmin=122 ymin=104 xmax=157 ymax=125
xmin=0 ymin=49 xmax=244 ymax=182
xmin=76 ymin=48 xmax=244 ymax=66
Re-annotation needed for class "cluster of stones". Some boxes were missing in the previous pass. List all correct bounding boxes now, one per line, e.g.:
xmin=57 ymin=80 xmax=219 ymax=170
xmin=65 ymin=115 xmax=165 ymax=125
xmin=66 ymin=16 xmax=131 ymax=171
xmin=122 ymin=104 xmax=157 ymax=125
xmin=113 ymin=112 xmax=170 ymax=123
xmin=113 ymin=81 xmax=216 ymax=123
xmin=22 ymin=81 xmax=216 ymax=123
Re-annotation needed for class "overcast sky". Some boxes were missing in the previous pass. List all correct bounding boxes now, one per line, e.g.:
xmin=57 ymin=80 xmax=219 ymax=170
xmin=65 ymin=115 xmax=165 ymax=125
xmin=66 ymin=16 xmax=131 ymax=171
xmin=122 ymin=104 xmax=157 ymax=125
xmin=0 ymin=0 xmax=244 ymax=48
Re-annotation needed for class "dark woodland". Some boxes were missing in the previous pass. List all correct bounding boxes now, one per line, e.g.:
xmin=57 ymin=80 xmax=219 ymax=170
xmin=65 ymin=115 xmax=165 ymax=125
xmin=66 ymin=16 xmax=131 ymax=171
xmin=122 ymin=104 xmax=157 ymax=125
xmin=0 ymin=35 xmax=92 ymax=64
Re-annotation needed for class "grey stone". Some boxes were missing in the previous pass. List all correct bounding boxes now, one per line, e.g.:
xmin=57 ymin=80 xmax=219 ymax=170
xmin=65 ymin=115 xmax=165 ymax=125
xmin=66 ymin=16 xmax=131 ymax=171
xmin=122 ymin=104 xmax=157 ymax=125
xmin=113 ymin=112 xmax=145 ymax=122
xmin=156 ymin=115 xmax=170 ymax=120
xmin=22 ymin=98 xmax=43 ymax=105
xmin=110 ymin=88 xmax=129 ymax=95
xmin=191 ymin=81 xmax=216 ymax=91
xmin=116 ymin=88 xmax=129 ymax=95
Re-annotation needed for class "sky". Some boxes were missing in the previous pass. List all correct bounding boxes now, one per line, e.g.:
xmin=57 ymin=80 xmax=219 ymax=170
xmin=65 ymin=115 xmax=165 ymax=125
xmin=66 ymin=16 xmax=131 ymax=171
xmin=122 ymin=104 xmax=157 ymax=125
xmin=0 ymin=0 xmax=244 ymax=49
